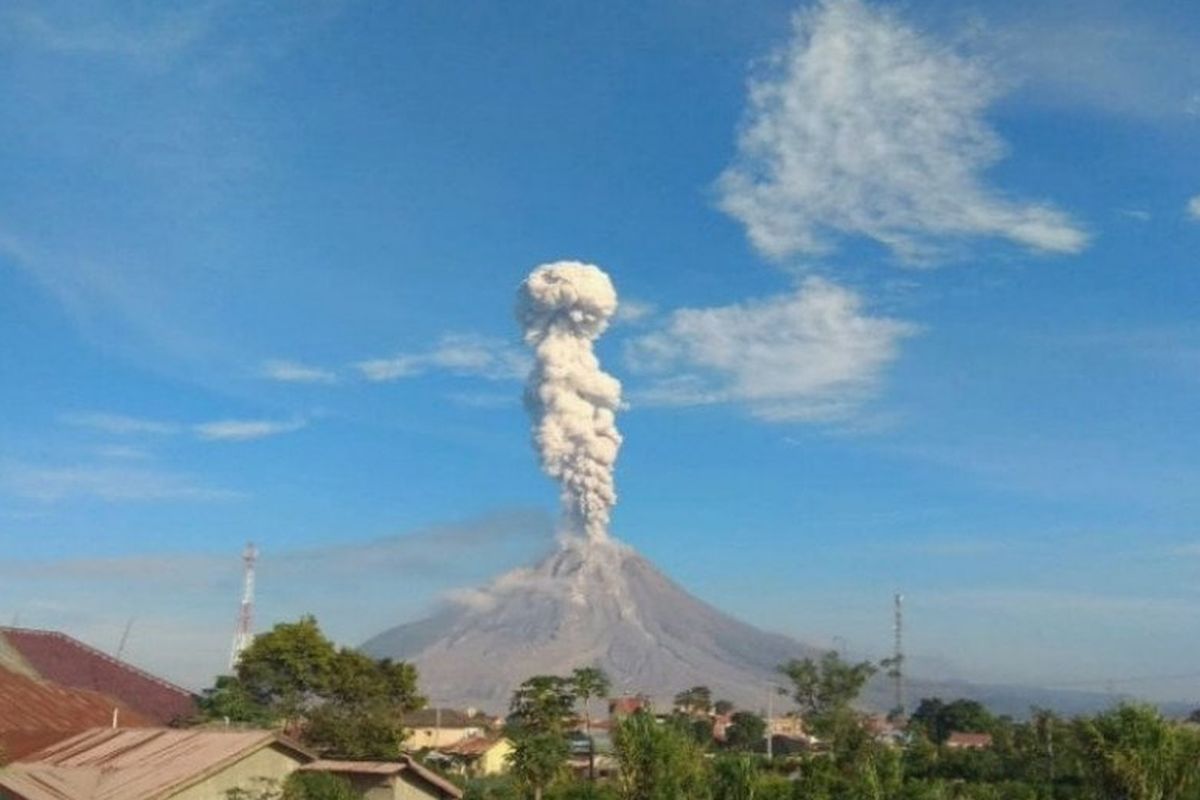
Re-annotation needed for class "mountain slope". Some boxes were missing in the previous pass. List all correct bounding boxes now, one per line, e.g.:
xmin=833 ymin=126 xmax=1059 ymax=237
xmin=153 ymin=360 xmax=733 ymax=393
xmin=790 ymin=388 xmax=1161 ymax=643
xmin=363 ymin=537 xmax=1147 ymax=717
xmin=363 ymin=537 xmax=821 ymax=711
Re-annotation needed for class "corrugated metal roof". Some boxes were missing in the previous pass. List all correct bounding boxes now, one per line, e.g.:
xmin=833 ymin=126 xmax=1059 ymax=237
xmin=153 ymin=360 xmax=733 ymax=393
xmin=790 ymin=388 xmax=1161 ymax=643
xmin=0 ymin=628 xmax=197 ymax=725
xmin=300 ymin=756 xmax=463 ymax=798
xmin=0 ymin=727 xmax=314 ymax=800
xmin=0 ymin=667 xmax=156 ymax=762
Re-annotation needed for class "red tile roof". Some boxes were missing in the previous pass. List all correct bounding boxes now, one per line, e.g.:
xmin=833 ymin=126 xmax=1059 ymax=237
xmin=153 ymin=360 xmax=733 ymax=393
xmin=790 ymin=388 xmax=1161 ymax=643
xmin=0 ymin=667 xmax=157 ymax=762
xmin=0 ymin=627 xmax=196 ymax=725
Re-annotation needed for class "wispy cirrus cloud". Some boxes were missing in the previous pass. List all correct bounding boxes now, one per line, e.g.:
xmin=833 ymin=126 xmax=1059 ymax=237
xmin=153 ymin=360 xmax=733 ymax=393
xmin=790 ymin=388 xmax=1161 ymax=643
xmin=260 ymin=359 xmax=338 ymax=384
xmin=0 ymin=462 xmax=243 ymax=504
xmin=63 ymin=411 xmax=307 ymax=442
xmin=61 ymin=412 xmax=180 ymax=436
xmin=718 ymin=0 xmax=1088 ymax=264
xmin=193 ymin=418 xmax=306 ymax=442
xmin=1188 ymin=196 xmax=1200 ymax=221
xmin=356 ymin=334 xmax=529 ymax=383
xmin=625 ymin=277 xmax=916 ymax=422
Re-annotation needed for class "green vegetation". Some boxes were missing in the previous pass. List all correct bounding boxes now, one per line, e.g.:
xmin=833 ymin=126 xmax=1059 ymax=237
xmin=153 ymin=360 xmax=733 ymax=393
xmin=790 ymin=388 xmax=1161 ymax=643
xmin=198 ymin=615 xmax=424 ymax=759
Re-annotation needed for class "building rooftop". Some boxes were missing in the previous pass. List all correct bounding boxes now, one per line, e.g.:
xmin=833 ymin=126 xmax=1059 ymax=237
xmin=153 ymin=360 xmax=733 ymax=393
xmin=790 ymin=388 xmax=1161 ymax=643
xmin=0 ymin=667 xmax=157 ymax=763
xmin=0 ymin=727 xmax=314 ymax=800
xmin=301 ymin=756 xmax=463 ymax=798
xmin=0 ymin=627 xmax=197 ymax=725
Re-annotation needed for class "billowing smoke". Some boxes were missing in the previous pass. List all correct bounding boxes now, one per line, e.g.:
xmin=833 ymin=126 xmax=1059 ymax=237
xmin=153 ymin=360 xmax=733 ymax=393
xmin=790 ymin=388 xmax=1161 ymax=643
xmin=517 ymin=262 xmax=622 ymax=542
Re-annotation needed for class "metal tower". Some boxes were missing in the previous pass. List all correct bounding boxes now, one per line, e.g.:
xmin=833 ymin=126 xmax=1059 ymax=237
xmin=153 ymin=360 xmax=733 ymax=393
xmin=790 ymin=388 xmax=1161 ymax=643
xmin=228 ymin=542 xmax=258 ymax=670
xmin=892 ymin=591 xmax=905 ymax=716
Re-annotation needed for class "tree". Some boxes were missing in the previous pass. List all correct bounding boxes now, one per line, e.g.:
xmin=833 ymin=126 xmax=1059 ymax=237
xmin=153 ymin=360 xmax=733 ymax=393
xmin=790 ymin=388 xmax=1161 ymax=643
xmin=714 ymin=700 xmax=735 ymax=716
xmin=778 ymin=651 xmax=876 ymax=743
xmin=1076 ymin=704 xmax=1200 ymax=800
xmin=724 ymin=711 xmax=767 ymax=753
xmin=199 ymin=616 xmax=424 ymax=758
xmin=673 ymin=686 xmax=713 ymax=716
xmin=712 ymin=754 xmax=758 ymax=800
xmin=613 ymin=711 xmax=710 ymax=800
xmin=509 ymin=733 xmax=571 ymax=800
xmin=571 ymin=667 xmax=611 ymax=781
xmin=909 ymin=698 xmax=996 ymax=746
xmin=508 ymin=676 xmax=577 ymax=800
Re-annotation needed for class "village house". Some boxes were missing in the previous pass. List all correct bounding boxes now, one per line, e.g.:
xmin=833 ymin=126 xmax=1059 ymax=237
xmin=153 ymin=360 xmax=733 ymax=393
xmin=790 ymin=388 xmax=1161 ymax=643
xmin=437 ymin=734 xmax=513 ymax=777
xmin=401 ymin=708 xmax=495 ymax=749
xmin=297 ymin=757 xmax=463 ymax=799
xmin=0 ymin=727 xmax=315 ymax=800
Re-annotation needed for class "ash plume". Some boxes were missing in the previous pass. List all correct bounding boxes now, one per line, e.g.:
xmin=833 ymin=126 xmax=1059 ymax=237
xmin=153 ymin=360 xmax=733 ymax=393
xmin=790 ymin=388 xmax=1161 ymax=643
xmin=517 ymin=262 xmax=622 ymax=542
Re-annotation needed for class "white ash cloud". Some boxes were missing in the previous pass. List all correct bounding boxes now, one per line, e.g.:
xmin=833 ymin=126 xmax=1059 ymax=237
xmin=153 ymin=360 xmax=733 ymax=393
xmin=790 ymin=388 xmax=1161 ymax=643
xmin=517 ymin=262 xmax=623 ymax=542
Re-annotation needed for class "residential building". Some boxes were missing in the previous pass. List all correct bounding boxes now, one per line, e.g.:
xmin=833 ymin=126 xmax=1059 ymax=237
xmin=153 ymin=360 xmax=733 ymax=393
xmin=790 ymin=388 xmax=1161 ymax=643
xmin=0 ymin=727 xmax=315 ymax=800
xmin=402 ymin=708 xmax=493 ymax=750
xmin=438 ymin=735 xmax=513 ymax=777
xmin=299 ymin=758 xmax=463 ymax=799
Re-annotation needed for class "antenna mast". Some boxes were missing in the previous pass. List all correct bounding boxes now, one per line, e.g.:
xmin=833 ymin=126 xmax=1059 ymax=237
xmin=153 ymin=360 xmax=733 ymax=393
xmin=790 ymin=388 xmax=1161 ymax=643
xmin=228 ymin=542 xmax=258 ymax=670
xmin=892 ymin=591 xmax=905 ymax=716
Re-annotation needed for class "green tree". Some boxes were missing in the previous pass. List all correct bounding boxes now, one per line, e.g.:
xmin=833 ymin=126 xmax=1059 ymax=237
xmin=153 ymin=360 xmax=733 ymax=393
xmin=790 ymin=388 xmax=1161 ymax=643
xmin=509 ymin=733 xmax=571 ymax=800
xmin=778 ymin=651 xmax=876 ymax=744
xmin=613 ymin=711 xmax=710 ymax=800
xmin=571 ymin=667 xmax=611 ymax=782
xmin=200 ymin=616 xmax=424 ymax=758
xmin=712 ymin=754 xmax=759 ymax=800
xmin=508 ymin=676 xmax=577 ymax=800
xmin=282 ymin=772 xmax=362 ymax=800
xmin=724 ymin=711 xmax=767 ymax=753
xmin=910 ymin=698 xmax=996 ymax=746
xmin=715 ymin=700 xmax=736 ymax=716
xmin=674 ymin=686 xmax=713 ymax=716
xmin=1075 ymin=704 xmax=1200 ymax=800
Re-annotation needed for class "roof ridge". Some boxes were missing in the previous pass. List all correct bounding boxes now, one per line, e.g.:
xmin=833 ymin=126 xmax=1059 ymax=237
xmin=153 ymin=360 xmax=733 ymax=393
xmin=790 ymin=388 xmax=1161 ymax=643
xmin=0 ymin=626 xmax=195 ymax=699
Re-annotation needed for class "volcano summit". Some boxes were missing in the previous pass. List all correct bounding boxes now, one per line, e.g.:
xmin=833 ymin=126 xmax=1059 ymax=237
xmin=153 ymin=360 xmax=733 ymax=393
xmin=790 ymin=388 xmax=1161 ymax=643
xmin=362 ymin=536 xmax=820 ymax=711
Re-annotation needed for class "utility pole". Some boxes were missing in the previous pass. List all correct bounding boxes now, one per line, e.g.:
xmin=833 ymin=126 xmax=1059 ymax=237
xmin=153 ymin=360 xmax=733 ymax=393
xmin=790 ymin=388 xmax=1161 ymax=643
xmin=228 ymin=542 xmax=258 ymax=671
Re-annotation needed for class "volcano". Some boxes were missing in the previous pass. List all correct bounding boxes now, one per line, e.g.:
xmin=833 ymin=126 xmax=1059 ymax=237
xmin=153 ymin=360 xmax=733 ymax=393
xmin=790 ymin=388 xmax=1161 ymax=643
xmin=362 ymin=537 xmax=823 ymax=712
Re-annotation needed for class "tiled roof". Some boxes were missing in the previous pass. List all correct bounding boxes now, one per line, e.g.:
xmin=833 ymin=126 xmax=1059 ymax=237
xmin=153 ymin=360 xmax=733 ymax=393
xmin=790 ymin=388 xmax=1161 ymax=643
xmin=0 ymin=727 xmax=313 ymax=800
xmin=0 ymin=627 xmax=197 ymax=725
xmin=0 ymin=667 xmax=157 ymax=763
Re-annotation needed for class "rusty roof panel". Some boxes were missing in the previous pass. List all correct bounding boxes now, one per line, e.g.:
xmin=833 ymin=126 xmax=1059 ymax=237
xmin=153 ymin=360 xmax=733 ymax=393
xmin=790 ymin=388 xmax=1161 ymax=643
xmin=0 ymin=628 xmax=196 ymax=725
xmin=0 ymin=728 xmax=313 ymax=800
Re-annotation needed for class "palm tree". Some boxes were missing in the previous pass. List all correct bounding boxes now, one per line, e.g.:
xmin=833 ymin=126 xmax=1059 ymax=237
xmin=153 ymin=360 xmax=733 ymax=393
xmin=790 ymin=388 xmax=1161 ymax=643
xmin=571 ymin=666 xmax=611 ymax=781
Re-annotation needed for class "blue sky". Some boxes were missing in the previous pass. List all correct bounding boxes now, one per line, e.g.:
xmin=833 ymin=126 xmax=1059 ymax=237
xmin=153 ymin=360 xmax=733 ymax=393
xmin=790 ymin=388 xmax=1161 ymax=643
xmin=1 ymin=0 xmax=1199 ymax=701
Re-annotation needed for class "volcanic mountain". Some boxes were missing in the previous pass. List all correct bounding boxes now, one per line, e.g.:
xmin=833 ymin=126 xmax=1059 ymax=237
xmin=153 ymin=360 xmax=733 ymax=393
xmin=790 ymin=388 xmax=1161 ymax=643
xmin=362 ymin=536 xmax=822 ymax=712
xmin=363 ymin=536 xmax=1139 ymax=716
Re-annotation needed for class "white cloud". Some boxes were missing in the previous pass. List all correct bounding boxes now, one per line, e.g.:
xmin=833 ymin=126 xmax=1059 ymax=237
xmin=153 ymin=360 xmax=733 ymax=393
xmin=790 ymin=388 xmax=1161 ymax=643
xmin=718 ymin=0 xmax=1088 ymax=263
xmin=615 ymin=299 xmax=656 ymax=324
xmin=1188 ymin=196 xmax=1200 ymax=221
xmin=61 ymin=412 xmax=180 ymax=436
xmin=356 ymin=334 xmax=530 ymax=383
xmin=193 ymin=418 xmax=306 ymax=442
xmin=1 ymin=463 xmax=242 ymax=503
xmin=625 ymin=277 xmax=916 ymax=422
xmin=261 ymin=359 xmax=338 ymax=384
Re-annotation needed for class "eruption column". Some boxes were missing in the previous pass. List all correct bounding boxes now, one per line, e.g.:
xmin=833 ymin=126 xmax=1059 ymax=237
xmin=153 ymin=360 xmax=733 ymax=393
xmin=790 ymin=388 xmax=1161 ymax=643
xmin=517 ymin=262 xmax=622 ymax=542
